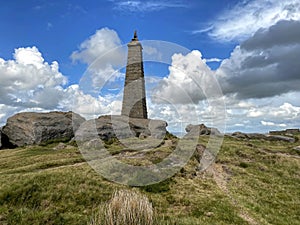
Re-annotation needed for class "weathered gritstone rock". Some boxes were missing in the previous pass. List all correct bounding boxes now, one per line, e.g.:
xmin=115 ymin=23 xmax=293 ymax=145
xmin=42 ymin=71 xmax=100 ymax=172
xmin=75 ymin=115 xmax=168 ymax=151
xmin=194 ymin=144 xmax=206 ymax=163
xmin=269 ymin=129 xmax=300 ymax=135
xmin=2 ymin=111 xmax=85 ymax=147
xmin=265 ymin=135 xmax=295 ymax=143
xmin=185 ymin=124 xmax=221 ymax=136
xmin=75 ymin=116 xmax=115 ymax=142
xmin=293 ymin=146 xmax=300 ymax=151
xmin=230 ymin=132 xmax=295 ymax=142
xmin=75 ymin=115 xmax=167 ymax=142
xmin=231 ymin=132 xmax=249 ymax=139
xmin=231 ymin=132 xmax=266 ymax=140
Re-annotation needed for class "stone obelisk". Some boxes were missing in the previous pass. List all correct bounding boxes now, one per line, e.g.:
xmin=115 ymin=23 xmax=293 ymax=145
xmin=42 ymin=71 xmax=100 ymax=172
xmin=121 ymin=31 xmax=148 ymax=119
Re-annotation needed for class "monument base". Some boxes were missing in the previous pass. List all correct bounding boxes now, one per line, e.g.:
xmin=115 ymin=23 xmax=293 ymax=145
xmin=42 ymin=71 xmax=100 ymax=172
xmin=75 ymin=115 xmax=168 ymax=150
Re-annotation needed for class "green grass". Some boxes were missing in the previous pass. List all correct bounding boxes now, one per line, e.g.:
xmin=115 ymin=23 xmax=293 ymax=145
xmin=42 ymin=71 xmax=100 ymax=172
xmin=0 ymin=134 xmax=299 ymax=224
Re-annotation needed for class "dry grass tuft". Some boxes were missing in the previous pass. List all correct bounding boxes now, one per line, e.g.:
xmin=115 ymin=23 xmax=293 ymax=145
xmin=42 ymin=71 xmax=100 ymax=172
xmin=91 ymin=189 xmax=154 ymax=225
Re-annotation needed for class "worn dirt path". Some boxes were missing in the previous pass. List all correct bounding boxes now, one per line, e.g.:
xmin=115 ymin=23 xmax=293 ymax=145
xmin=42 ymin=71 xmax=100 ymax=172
xmin=207 ymin=164 xmax=260 ymax=225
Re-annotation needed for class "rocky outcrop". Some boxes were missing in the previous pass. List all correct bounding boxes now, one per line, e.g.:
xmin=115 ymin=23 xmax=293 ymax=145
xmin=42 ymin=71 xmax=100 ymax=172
xmin=246 ymin=133 xmax=267 ymax=139
xmin=230 ymin=132 xmax=295 ymax=143
xmin=75 ymin=115 xmax=167 ymax=143
xmin=1 ymin=111 xmax=85 ymax=148
xmin=231 ymin=132 xmax=249 ymax=139
xmin=185 ymin=124 xmax=221 ymax=136
xmin=269 ymin=129 xmax=300 ymax=135
xmin=265 ymin=135 xmax=295 ymax=143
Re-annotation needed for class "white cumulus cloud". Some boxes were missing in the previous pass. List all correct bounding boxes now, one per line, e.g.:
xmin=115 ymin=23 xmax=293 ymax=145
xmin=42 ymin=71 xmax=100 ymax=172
xmin=0 ymin=46 xmax=67 ymax=109
xmin=60 ymin=84 xmax=122 ymax=119
xmin=152 ymin=50 xmax=220 ymax=104
xmin=224 ymin=95 xmax=300 ymax=133
xmin=71 ymin=27 xmax=126 ymax=91
xmin=261 ymin=121 xmax=287 ymax=127
xmin=71 ymin=27 xmax=124 ymax=66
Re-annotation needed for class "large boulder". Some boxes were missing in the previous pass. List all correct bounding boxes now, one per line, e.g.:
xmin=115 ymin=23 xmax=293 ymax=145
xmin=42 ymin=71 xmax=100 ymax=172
xmin=2 ymin=111 xmax=85 ymax=147
xmin=75 ymin=115 xmax=167 ymax=143
xmin=185 ymin=124 xmax=221 ymax=136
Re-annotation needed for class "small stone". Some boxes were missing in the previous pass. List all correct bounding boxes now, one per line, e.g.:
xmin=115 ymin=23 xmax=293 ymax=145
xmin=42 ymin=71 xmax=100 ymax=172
xmin=205 ymin=212 xmax=214 ymax=217
xmin=293 ymin=146 xmax=300 ymax=151
xmin=53 ymin=142 xmax=67 ymax=150
xmin=139 ymin=133 xmax=148 ymax=139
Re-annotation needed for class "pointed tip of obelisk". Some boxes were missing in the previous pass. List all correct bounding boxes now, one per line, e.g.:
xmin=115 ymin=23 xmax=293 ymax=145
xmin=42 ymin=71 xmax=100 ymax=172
xmin=132 ymin=30 xmax=138 ymax=41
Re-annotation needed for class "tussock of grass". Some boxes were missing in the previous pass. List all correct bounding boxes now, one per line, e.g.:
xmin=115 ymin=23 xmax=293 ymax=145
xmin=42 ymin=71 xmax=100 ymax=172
xmin=91 ymin=189 xmax=154 ymax=225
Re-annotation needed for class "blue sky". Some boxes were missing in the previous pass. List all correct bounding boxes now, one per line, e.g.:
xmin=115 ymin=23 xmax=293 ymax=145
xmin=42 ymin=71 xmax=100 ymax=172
xmin=0 ymin=0 xmax=236 ymax=76
xmin=0 ymin=0 xmax=300 ymax=133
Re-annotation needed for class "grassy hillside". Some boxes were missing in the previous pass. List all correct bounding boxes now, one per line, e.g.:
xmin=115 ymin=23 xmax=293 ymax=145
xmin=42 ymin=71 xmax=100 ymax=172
xmin=0 ymin=134 xmax=299 ymax=224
